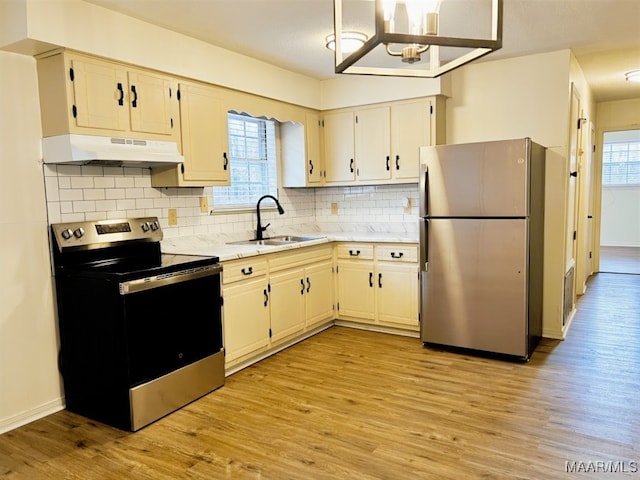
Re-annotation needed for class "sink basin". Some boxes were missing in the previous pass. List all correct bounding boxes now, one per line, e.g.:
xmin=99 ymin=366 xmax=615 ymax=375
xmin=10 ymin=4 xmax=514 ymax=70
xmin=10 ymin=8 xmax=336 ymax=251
xmin=227 ymin=235 xmax=322 ymax=246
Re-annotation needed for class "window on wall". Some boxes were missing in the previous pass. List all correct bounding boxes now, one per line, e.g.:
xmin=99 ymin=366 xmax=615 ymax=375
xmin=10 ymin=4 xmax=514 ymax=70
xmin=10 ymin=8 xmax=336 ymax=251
xmin=602 ymin=130 xmax=640 ymax=186
xmin=212 ymin=113 xmax=278 ymax=210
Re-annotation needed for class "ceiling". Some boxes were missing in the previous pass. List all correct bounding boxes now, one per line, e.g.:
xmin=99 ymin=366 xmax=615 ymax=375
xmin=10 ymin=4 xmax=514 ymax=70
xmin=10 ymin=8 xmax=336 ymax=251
xmin=84 ymin=0 xmax=640 ymax=102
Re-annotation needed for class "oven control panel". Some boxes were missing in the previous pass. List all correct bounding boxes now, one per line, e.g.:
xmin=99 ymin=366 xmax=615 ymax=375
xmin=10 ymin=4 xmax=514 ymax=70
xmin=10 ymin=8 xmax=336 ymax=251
xmin=51 ymin=217 xmax=163 ymax=251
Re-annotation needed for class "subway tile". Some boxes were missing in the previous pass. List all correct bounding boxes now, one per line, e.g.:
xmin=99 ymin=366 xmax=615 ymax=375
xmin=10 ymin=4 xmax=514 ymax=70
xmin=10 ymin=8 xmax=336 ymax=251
xmin=59 ymin=189 xmax=83 ymax=201
xmin=83 ymin=189 xmax=106 ymax=201
xmin=94 ymin=177 xmax=116 ymax=188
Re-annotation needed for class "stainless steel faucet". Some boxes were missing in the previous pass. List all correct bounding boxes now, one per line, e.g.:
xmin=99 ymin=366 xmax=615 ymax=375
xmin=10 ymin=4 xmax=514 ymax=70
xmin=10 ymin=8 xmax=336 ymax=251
xmin=255 ymin=195 xmax=285 ymax=240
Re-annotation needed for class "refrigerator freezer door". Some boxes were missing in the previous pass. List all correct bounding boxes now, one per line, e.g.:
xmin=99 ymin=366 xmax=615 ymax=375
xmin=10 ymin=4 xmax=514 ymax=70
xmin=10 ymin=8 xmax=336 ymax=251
xmin=420 ymin=139 xmax=530 ymax=217
xmin=421 ymin=218 xmax=529 ymax=357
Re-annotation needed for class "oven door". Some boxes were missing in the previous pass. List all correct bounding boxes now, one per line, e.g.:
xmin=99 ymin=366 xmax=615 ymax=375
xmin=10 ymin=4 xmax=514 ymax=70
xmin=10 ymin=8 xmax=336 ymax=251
xmin=119 ymin=264 xmax=223 ymax=386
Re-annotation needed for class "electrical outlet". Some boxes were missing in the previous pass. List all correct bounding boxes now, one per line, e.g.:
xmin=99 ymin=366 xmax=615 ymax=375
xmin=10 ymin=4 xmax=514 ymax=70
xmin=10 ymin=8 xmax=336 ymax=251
xmin=199 ymin=196 xmax=209 ymax=213
xmin=168 ymin=208 xmax=178 ymax=225
xmin=331 ymin=202 xmax=338 ymax=215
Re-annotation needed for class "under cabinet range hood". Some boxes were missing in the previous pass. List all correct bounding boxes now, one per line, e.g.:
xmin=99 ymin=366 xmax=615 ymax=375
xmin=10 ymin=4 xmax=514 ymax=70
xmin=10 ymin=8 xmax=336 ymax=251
xmin=42 ymin=134 xmax=184 ymax=167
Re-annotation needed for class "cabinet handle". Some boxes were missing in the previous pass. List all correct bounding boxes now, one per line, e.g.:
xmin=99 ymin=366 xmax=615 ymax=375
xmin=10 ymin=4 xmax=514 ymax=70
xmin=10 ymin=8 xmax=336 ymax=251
xmin=117 ymin=82 xmax=124 ymax=106
xmin=241 ymin=266 xmax=253 ymax=275
xmin=349 ymin=158 xmax=354 ymax=173
xmin=306 ymin=277 xmax=311 ymax=293
xmin=263 ymin=289 xmax=269 ymax=307
xmin=131 ymin=85 xmax=138 ymax=108
xmin=390 ymin=252 xmax=404 ymax=259
xmin=349 ymin=250 xmax=360 ymax=257
xmin=223 ymin=152 xmax=229 ymax=170
xmin=395 ymin=155 xmax=400 ymax=170
xmin=309 ymin=159 xmax=314 ymax=175
xmin=378 ymin=273 xmax=382 ymax=288
xmin=300 ymin=278 xmax=305 ymax=295
xmin=386 ymin=155 xmax=390 ymax=171
xmin=369 ymin=272 xmax=373 ymax=288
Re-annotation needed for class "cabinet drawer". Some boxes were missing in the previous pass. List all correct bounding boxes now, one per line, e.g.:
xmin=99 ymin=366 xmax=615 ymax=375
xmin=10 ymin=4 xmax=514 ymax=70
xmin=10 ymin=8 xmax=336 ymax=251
xmin=336 ymin=243 xmax=374 ymax=260
xmin=222 ymin=257 xmax=268 ymax=284
xmin=269 ymin=244 xmax=333 ymax=272
xmin=376 ymin=244 xmax=418 ymax=263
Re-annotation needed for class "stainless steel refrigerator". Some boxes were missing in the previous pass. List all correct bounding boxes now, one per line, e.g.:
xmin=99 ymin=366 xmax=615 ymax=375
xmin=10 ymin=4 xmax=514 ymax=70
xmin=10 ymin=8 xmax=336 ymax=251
xmin=419 ymin=138 xmax=545 ymax=360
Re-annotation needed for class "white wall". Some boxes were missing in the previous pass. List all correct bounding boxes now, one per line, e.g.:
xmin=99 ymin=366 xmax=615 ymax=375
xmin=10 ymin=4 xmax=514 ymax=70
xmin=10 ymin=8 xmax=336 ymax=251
xmin=0 ymin=51 xmax=63 ymax=433
xmin=600 ymin=187 xmax=640 ymax=246
xmin=595 ymin=99 xmax=640 ymax=249
xmin=446 ymin=50 xmax=571 ymax=147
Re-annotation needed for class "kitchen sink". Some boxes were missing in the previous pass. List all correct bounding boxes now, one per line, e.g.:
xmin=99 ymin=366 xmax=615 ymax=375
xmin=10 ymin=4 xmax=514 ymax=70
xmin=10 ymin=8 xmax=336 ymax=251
xmin=228 ymin=235 xmax=322 ymax=246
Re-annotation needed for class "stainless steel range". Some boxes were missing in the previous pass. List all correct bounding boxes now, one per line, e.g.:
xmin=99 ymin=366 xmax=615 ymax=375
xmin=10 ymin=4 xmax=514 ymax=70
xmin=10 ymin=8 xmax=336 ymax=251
xmin=50 ymin=217 xmax=224 ymax=431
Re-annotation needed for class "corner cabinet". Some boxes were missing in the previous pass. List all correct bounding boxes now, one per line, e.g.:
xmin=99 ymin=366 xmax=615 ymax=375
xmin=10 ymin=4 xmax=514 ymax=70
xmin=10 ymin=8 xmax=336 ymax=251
xmin=152 ymin=82 xmax=230 ymax=187
xmin=336 ymin=242 xmax=419 ymax=332
xmin=37 ymin=50 xmax=179 ymax=142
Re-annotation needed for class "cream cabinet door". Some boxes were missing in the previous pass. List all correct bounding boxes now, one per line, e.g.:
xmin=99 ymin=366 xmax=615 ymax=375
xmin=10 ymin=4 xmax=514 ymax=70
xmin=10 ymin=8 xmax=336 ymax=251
xmin=305 ymin=260 xmax=334 ymax=327
xmin=269 ymin=269 xmax=306 ymax=343
xmin=178 ymin=82 xmax=230 ymax=183
xmin=306 ymin=112 xmax=323 ymax=184
xmin=324 ymin=111 xmax=355 ymax=182
xmin=355 ymin=106 xmax=391 ymax=181
xmin=223 ymin=277 xmax=270 ymax=363
xmin=337 ymin=261 xmax=375 ymax=321
xmin=376 ymin=263 xmax=419 ymax=328
xmin=391 ymin=100 xmax=431 ymax=181
xmin=128 ymin=70 xmax=178 ymax=138
xmin=69 ymin=57 xmax=129 ymax=132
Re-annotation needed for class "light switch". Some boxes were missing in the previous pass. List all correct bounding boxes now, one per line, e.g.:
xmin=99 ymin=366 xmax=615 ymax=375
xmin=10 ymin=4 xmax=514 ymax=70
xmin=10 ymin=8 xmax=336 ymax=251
xmin=331 ymin=203 xmax=338 ymax=215
xmin=168 ymin=208 xmax=178 ymax=225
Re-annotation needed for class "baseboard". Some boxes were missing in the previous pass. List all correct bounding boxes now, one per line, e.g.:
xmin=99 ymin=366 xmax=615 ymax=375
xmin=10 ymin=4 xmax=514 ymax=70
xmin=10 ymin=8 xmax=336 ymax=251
xmin=0 ymin=397 xmax=65 ymax=435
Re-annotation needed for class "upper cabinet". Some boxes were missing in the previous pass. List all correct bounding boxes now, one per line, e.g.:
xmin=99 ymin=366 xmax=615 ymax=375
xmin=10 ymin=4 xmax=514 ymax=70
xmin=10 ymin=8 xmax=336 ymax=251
xmin=281 ymin=111 xmax=324 ymax=188
xmin=322 ymin=97 xmax=444 ymax=186
xmin=152 ymin=81 xmax=230 ymax=187
xmin=323 ymin=110 xmax=356 ymax=183
xmin=37 ymin=50 xmax=179 ymax=142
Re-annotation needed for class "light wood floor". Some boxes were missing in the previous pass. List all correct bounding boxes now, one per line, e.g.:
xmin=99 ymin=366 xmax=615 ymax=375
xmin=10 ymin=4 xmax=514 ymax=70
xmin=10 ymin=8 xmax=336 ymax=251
xmin=600 ymin=246 xmax=640 ymax=274
xmin=2 ymin=273 xmax=639 ymax=479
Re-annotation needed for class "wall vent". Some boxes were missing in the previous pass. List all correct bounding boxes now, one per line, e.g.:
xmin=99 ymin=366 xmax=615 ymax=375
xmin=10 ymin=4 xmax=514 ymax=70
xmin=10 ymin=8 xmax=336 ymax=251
xmin=563 ymin=266 xmax=575 ymax=326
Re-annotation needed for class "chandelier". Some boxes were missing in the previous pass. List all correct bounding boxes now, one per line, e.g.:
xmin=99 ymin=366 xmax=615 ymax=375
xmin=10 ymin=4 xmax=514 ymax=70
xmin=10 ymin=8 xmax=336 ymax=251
xmin=332 ymin=0 xmax=503 ymax=78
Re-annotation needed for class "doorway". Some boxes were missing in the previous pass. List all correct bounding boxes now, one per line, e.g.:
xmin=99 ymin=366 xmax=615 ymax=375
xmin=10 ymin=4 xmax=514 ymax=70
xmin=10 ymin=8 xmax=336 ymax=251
xmin=599 ymin=129 xmax=640 ymax=274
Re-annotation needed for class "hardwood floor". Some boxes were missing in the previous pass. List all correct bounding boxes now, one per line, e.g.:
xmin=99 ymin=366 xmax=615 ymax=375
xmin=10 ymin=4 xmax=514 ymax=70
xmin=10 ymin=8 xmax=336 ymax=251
xmin=600 ymin=246 xmax=640 ymax=274
xmin=2 ymin=273 xmax=639 ymax=479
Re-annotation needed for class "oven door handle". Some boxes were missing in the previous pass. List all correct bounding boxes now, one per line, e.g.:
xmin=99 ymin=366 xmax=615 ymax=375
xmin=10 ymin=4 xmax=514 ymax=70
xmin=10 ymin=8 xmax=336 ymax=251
xmin=119 ymin=264 xmax=222 ymax=295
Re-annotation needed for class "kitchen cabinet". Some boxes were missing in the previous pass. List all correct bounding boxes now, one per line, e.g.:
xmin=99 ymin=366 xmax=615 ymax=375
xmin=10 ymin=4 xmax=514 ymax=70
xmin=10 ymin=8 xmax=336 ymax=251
xmin=152 ymin=82 xmax=230 ymax=187
xmin=269 ymin=245 xmax=335 ymax=341
xmin=222 ymin=245 xmax=334 ymax=369
xmin=305 ymin=112 xmax=324 ymax=184
xmin=323 ymin=98 xmax=440 ymax=186
xmin=281 ymin=111 xmax=325 ymax=187
xmin=221 ymin=257 xmax=270 ymax=365
xmin=37 ymin=50 xmax=179 ymax=142
xmin=336 ymin=242 xmax=419 ymax=331
xmin=323 ymin=110 xmax=356 ymax=183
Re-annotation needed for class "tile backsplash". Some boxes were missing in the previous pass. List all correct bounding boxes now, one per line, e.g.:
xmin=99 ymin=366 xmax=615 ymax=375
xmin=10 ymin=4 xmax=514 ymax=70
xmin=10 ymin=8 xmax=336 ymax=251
xmin=43 ymin=164 xmax=419 ymax=238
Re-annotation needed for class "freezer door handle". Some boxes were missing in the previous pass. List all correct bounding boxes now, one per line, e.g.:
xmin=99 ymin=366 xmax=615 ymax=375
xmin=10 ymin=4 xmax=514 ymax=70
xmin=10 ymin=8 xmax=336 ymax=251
xmin=419 ymin=163 xmax=429 ymax=217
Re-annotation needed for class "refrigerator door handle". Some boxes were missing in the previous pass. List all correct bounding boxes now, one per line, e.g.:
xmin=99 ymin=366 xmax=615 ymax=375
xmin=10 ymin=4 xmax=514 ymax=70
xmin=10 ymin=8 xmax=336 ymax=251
xmin=420 ymin=218 xmax=429 ymax=271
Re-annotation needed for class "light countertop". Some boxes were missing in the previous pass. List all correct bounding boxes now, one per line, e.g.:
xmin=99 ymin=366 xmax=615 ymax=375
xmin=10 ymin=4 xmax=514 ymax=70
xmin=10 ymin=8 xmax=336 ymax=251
xmin=162 ymin=231 xmax=418 ymax=262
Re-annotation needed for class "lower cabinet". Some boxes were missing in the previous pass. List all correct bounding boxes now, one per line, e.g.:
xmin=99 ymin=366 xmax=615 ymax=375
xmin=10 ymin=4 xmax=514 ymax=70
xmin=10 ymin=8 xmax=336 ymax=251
xmin=336 ymin=242 xmax=419 ymax=331
xmin=221 ymin=257 xmax=270 ymax=365
xmin=222 ymin=245 xmax=335 ymax=369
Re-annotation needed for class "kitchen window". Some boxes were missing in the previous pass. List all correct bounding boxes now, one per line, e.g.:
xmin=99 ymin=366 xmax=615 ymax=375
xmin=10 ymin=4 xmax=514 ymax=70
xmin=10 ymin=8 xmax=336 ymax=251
xmin=212 ymin=113 xmax=279 ymax=210
xmin=602 ymin=130 xmax=640 ymax=186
